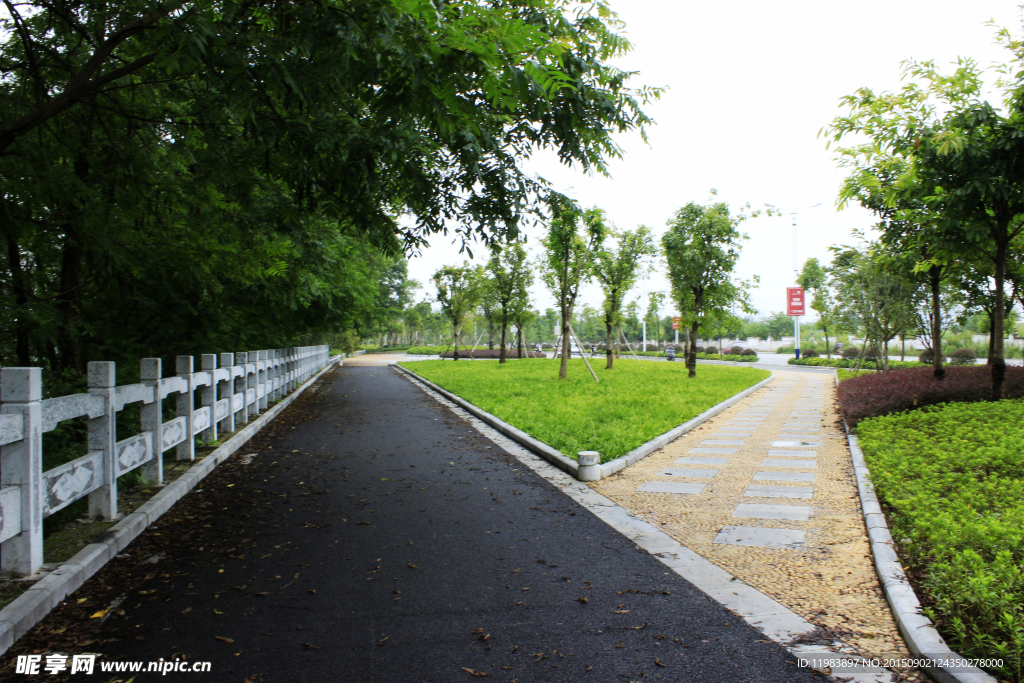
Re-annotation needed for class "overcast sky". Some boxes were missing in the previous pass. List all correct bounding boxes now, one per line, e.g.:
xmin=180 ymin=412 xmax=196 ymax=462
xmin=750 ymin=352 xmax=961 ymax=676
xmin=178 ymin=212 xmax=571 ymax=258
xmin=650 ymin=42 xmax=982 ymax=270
xmin=407 ymin=0 xmax=1024 ymax=321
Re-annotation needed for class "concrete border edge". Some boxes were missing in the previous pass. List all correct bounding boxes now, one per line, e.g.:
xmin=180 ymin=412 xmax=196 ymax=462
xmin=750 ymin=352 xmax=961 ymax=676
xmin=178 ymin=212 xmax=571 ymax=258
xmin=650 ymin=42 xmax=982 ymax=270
xmin=0 ymin=356 xmax=344 ymax=656
xmin=837 ymin=374 xmax=996 ymax=683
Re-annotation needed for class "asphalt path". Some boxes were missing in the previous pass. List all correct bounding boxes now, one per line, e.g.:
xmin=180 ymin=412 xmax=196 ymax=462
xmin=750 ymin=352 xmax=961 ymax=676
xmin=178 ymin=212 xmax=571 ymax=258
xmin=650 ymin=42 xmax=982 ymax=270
xmin=7 ymin=364 xmax=828 ymax=682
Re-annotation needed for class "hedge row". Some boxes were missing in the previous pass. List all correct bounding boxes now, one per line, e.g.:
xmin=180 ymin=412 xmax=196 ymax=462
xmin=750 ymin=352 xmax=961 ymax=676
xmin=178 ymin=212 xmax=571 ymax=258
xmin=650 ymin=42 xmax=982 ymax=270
xmin=439 ymin=349 xmax=544 ymax=359
xmin=837 ymin=365 xmax=1024 ymax=426
xmin=788 ymin=357 xmax=925 ymax=370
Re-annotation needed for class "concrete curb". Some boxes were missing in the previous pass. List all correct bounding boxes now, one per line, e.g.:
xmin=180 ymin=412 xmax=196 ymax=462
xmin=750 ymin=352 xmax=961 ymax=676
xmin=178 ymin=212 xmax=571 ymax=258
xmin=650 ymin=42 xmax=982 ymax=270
xmin=836 ymin=374 xmax=997 ymax=683
xmin=0 ymin=356 xmax=344 ymax=656
xmin=394 ymin=364 xmax=773 ymax=481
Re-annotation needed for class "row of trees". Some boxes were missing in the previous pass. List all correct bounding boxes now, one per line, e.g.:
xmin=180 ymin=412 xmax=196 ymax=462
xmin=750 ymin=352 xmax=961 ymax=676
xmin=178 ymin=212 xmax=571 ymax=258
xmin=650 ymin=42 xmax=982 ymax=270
xmin=822 ymin=32 xmax=1024 ymax=397
xmin=0 ymin=0 xmax=658 ymax=382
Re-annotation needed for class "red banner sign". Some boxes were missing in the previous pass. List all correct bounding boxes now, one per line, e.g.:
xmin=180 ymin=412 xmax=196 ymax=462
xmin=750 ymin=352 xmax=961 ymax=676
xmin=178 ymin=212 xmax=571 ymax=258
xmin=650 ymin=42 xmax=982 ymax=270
xmin=787 ymin=287 xmax=805 ymax=316
xmin=672 ymin=316 xmax=680 ymax=330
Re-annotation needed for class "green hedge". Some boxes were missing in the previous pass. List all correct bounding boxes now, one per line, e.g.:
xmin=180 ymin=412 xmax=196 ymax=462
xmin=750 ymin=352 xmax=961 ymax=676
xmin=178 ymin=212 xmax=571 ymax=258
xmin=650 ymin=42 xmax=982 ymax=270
xmin=858 ymin=401 xmax=1024 ymax=681
xmin=788 ymin=357 xmax=925 ymax=370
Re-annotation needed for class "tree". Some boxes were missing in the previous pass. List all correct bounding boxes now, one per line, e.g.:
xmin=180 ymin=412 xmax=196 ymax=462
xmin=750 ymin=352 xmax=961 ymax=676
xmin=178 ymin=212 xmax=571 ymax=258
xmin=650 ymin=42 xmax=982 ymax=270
xmin=539 ymin=196 xmax=607 ymax=379
xmin=486 ymin=242 xmax=533 ymax=363
xmin=662 ymin=192 xmax=758 ymax=378
xmin=593 ymin=226 xmax=656 ymax=368
xmin=432 ymin=263 xmax=484 ymax=360
xmin=0 ymin=0 xmax=660 ymax=371
xmin=798 ymin=258 xmax=840 ymax=359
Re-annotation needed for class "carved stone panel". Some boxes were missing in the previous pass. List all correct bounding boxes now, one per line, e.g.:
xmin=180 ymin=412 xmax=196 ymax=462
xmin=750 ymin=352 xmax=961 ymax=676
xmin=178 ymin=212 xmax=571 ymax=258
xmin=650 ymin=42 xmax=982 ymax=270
xmin=214 ymin=398 xmax=230 ymax=421
xmin=161 ymin=416 xmax=188 ymax=450
xmin=42 ymin=451 xmax=103 ymax=516
xmin=192 ymin=406 xmax=211 ymax=435
xmin=0 ymin=413 xmax=24 ymax=447
xmin=232 ymin=392 xmax=244 ymax=412
xmin=0 ymin=486 xmax=22 ymax=543
xmin=246 ymin=388 xmax=256 ymax=405
xmin=115 ymin=432 xmax=153 ymax=475
xmin=257 ymin=384 xmax=266 ymax=399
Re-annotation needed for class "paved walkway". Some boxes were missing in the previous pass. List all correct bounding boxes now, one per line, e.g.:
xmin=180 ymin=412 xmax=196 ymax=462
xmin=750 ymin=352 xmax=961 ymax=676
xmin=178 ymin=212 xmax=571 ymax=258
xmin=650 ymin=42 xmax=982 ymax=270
xmin=592 ymin=370 xmax=912 ymax=666
xmin=4 ymin=364 xmax=827 ymax=682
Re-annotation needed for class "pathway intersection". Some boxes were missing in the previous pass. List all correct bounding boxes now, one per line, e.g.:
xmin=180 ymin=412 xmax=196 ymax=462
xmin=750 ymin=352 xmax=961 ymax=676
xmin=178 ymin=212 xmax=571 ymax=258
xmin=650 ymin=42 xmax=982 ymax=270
xmin=592 ymin=370 xmax=916 ymax=673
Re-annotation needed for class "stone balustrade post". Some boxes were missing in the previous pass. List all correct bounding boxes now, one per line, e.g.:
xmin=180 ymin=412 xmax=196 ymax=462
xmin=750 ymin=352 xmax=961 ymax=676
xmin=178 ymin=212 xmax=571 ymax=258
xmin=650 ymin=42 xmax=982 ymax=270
xmin=219 ymin=353 xmax=235 ymax=435
xmin=258 ymin=350 xmax=269 ymax=411
xmin=248 ymin=350 xmax=260 ymax=418
xmin=0 ymin=367 xmax=44 ymax=576
xmin=235 ymin=351 xmax=249 ymax=424
xmin=140 ymin=358 xmax=164 ymax=486
xmin=87 ymin=362 xmax=119 ymax=519
xmin=176 ymin=356 xmax=195 ymax=462
xmin=201 ymin=354 xmax=218 ymax=444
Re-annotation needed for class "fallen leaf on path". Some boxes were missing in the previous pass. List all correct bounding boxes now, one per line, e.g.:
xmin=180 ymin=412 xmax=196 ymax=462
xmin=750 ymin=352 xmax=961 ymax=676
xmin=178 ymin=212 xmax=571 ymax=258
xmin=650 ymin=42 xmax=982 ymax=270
xmin=302 ymin=643 xmax=322 ymax=650
xmin=461 ymin=667 xmax=488 ymax=677
xmin=215 ymin=636 xmax=234 ymax=644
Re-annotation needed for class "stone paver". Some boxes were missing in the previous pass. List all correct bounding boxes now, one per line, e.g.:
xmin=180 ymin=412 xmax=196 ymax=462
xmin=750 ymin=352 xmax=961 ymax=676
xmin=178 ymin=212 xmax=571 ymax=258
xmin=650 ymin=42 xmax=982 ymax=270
xmin=591 ymin=370 xmax=911 ymax=663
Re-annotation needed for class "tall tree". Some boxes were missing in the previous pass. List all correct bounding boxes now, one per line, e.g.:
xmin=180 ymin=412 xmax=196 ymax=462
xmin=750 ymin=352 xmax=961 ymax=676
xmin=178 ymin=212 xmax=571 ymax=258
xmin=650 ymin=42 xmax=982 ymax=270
xmin=593 ymin=226 xmax=656 ymax=368
xmin=798 ymin=258 xmax=839 ymax=359
xmin=662 ymin=192 xmax=758 ymax=378
xmin=539 ymin=196 xmax=607 ymax=379
xmin=486 ymin=242 xmax=533 ymax=363
xmin=433 ymin=263 xmax=484 ymax=361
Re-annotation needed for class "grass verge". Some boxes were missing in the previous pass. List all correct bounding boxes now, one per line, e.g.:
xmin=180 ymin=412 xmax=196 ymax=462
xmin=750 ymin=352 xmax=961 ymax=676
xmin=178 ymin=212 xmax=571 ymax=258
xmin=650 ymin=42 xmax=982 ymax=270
xmin=857 ymin=401 xmax=1024 ymax=682
xmin=399 ymin=358 xmax=768 ymax=463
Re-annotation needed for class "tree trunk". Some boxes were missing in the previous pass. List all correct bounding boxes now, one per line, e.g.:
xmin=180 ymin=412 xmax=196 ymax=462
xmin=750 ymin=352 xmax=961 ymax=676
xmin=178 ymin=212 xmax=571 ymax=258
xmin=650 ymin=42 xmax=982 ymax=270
xmin=687 ymin=321 xmax=699 ymax=378
xmin=823 ymin=326 xmax=831 ymax=360
xmin=559 ymin=303 xmax=570 ymax=380
xmin=499 ymin=322 xmax=508 ymax=363
xmin=453 ymin=325 xmax=461 ymax=361
xmin=992 ymin=235 xmax=1007 ymax=399
xmin=604 ymin=307 xmax=614 ymax=370
xmin=929 ymin=266 xmax=945 ymax=380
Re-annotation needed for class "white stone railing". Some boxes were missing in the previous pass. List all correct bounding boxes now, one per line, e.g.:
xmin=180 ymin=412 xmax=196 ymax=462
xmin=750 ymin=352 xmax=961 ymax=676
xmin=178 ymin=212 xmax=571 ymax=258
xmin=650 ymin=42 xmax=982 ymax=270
xmin=0 ymin=345 xmax=331 ymax=577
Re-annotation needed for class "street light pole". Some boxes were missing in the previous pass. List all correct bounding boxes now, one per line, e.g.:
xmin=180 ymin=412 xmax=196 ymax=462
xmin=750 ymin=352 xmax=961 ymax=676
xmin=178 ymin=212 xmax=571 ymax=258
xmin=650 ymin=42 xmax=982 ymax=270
xmin=765 ymin=202 xmax=821 ymax=359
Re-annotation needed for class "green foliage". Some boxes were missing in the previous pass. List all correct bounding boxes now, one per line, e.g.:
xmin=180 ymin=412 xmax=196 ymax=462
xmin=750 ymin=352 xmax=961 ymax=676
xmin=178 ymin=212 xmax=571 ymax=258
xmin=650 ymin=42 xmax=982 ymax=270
xmin=858 ymin=401 xmax=1024 ymax=680
xmin=0 ymin=0 xmax=660 ymax=371
xmin=433 ymin=263 xmax=485 ymax=356
xmin=486 ymin=242 xmax=534 ymax=362
xmin=400 ymin=359 xmax=768 ymax=462
xmin=662 ymin=191 xmax=759 ymax=376
xmin=788 ymin=357 xmax=924 ymax=369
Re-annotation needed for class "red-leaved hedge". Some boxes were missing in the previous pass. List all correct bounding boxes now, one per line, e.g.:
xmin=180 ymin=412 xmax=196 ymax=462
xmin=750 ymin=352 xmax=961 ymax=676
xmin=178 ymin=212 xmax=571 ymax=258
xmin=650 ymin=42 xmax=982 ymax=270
xmin=439 ymin=349 xmax=544 ymax=359
xmin=838 ymin=365 xmax=1024 ymax=427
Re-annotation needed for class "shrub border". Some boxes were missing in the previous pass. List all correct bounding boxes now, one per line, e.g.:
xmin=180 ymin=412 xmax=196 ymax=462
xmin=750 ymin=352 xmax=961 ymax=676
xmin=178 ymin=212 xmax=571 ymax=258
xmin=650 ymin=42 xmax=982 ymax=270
xmin=835 ymin=374 xmax=997 ymax=683
xmin=394 ymin=363 xmax=773 ymax=481
xmin=0 ymin=355 xmax=345 ymax=657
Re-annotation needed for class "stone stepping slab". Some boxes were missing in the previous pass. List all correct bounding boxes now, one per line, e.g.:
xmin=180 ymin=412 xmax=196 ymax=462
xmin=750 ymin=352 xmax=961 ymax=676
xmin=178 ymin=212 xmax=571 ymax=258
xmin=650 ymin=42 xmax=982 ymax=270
xmin=675 ymin=456 xmax=730 ymax=466
xmin=637 ymin=481 xmax=707 ymax=495
xmin=713 ymin=525 xmax=806 ymax=548
xmin=761 ymin=458 xmax=816 ymax=468
xmin=733 ymin=503 xmax=811 ymax=521
xmin=768 ymin=449 xmax=818 ymax=457
xmin=743 ymin=484 xmax=814 ymax=499
xmin=700 ymin=439 xmax=745 ymax=446
xmin=659 ymin=467 xmax=718 ymax=478
xmin=753 ymin=471 xmax=815 ymax=482
xmin=772 ymin=440 xmax=818 ymax=447
xmin=712 ymin=432 xmax=753 ymax=438
xmin=689 ymin=447 xmax=738 ymax=454
xmin=780 ymin=429 xmax=819 ymax=435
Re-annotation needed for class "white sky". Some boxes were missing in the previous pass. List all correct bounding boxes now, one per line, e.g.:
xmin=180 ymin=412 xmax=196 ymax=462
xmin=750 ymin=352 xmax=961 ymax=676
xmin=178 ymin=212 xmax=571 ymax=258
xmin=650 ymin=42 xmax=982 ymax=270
xmin=407 ymin=0 xmax=1024 ymax=321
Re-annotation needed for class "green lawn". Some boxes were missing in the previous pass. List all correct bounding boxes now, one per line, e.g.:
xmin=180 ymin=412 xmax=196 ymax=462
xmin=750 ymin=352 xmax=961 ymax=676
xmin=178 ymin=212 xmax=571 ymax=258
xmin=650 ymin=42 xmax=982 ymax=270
xmin=399 ymin=358 xmax=768 ymax=463
xmin=857 ymin=401 xmax=1024 ymax=681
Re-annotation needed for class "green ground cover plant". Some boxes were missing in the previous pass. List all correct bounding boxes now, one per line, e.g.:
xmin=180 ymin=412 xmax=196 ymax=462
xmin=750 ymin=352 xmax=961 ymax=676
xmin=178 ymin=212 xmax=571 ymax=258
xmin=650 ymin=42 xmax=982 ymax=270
xmin=836 ymin=369 xmax=875 ymax=382
xmin=857 ymin=401 xmax=1024 ymax=682
xmin=789 ymin=357 xmax=925 ymax=370
xmin=400 ymin=359 xmax=768 ymax=462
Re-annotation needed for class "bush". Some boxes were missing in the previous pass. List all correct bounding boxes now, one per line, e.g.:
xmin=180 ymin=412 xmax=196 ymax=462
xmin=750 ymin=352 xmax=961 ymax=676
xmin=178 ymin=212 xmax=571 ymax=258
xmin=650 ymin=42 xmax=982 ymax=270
xmin=439 ymin=349 xmax=545 ymax=359
xmin=919 ymin=348 xmax=935 ymax=363
xmin=841 ymin=346 xmax=861 ymax=360
xmin=837 ymin=365 xmax=1024 ymax=426
xmin=728 ymin=345 xmax=744 ymax=355
xmin=694 ymin=346 xmax=705 ymax=353
xmin=704 ymin=346 xmax=719 ymax=355
xmin=857 ymin=401 xmax=1024 ymax=681
xmin=950 ymin=348 xmax=978 ymax=365
xmin=801 ymin=348 xmax=819 ymax=358
xmin=741 ymin=348 xmax=757 ymax=356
